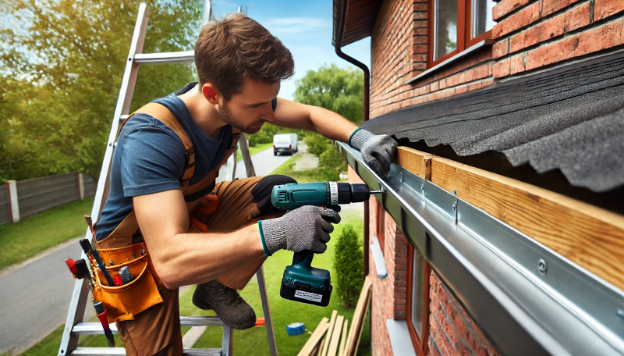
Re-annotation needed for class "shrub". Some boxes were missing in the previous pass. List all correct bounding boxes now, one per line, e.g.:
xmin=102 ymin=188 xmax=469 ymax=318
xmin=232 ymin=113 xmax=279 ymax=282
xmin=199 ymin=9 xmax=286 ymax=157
xmin=333 ymin=224 xmax=364 ymax=308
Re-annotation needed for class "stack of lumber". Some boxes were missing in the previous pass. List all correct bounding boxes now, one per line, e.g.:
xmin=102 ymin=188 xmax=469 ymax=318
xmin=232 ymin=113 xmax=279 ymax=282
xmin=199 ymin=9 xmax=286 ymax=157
xmin=298 ymin=277 xmax=373 ymax=356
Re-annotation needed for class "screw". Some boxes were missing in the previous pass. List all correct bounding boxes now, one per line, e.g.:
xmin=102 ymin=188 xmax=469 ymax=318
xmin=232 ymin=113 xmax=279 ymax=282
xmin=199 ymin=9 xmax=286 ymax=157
xmin=538 ymin=259 xmax=547 ymax=275
xmin=452 ymin=190 xmax=457 ymax=196
xmin=141 ymin=249 xmax=146 ymax=255
xmin=109 ymin=259 xmax=114 ymax=266
xmin=108 ymin=143 xmax=112 ymax=147
xmin=617 ymin=309 xmax=624 ymax=319
xmin=451 ymin=203 xmax=456 ymax=212
xmin=420 ymin=184 xmax=424 ymax=191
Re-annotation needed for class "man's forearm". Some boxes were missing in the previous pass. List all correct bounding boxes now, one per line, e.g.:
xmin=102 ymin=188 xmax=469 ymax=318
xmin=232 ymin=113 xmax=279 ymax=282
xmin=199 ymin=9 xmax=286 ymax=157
xmin=152 ymin=224 xmax=265 ymax=289
xmin=308 ymin=106 xmax=358 ymax=142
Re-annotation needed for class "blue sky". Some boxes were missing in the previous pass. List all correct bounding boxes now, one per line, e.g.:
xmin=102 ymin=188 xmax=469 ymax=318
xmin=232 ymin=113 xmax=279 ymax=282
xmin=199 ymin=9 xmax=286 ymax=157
xmin=208 ymin=0 xmax=371 ymax=101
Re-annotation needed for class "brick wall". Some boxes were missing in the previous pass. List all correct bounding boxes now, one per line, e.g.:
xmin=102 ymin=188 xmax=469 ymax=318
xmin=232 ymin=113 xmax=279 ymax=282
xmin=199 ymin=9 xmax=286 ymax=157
xmin=370 ymin=0 xmax=496 ymax=118
xmin=492 ymin=0 xmax=624 ymax=78
xmin=428 ymin=273 xmax=500 ymax=356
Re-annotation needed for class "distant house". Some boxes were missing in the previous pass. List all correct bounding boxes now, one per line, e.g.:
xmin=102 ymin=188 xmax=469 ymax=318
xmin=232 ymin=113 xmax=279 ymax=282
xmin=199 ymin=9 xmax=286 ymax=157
xmin=332 ymin=0 xmax=624 ymax=355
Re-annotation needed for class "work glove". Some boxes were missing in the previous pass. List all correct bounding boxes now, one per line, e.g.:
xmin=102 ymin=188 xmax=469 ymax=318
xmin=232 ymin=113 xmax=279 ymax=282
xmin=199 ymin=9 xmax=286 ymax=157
xmin=258 ymin=206 xmax=341 ymax=256
xmin=349 ymin=129 xmax=398 ymax=179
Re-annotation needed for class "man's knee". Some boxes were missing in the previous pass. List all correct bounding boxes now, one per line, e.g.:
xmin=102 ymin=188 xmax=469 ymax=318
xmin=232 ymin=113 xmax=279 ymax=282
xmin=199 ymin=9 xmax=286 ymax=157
xmin=252 ymin=175 xmax=297 ymax=215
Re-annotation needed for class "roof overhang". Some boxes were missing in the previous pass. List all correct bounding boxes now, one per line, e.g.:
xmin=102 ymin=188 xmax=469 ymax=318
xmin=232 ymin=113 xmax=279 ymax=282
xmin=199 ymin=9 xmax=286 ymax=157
xmin=336 ymin=141 xmax=624 ymax=356
xmin=332 ymin=0 xmax=383 ymax=47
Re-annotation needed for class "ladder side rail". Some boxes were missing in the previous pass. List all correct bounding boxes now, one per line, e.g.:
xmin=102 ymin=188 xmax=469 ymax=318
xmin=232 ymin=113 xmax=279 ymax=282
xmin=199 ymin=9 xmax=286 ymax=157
xmin=58 ymin=4 xmax=150 ymax=356
xmin=227 ymin=148 xmax=238 ymax=181
xmin=239 ymin=134 xmax=277 ymax=356
xmin=221 ymin=324 xmax=232 ymax=356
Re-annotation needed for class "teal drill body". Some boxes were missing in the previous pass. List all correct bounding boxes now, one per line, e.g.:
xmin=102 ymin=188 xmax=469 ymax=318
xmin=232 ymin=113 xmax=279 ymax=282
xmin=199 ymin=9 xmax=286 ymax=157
xmin=271 ymin=182 xmax=374 ymax=307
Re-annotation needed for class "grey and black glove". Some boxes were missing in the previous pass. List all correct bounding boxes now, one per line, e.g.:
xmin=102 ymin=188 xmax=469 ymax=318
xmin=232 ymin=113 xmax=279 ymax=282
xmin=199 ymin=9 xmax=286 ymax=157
xmin=349 ymin=128 xmax=398 ymax=178
xmin=258 ymin=206 xmax=341 ymax=256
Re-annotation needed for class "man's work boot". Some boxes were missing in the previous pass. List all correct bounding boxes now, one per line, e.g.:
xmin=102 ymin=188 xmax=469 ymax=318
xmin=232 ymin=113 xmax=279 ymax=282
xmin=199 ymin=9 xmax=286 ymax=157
xmin=192 ymin=280 xmax=256 ymax=330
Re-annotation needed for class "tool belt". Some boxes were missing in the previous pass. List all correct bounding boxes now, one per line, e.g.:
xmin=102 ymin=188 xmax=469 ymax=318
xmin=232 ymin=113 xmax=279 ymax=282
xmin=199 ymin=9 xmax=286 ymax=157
xmin=86 ymin=240 xmax=164 ymax=323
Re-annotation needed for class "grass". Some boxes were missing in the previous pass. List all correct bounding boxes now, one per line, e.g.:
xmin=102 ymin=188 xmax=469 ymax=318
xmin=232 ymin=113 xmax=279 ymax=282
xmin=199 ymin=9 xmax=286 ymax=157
xmin=237 ymin=142 xmax=273 ymax=161
xmin=0 ymin=197 xmax=94 ymax=271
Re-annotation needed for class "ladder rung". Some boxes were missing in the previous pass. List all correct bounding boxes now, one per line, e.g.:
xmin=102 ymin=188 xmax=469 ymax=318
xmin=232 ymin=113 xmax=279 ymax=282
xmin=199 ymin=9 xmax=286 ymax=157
xmin=181 ymin=316 xmax=224 ymax=327
xmin=72 ymin=317 xmax=223 ymax=335
xmin=73 ymin=323 xmax=118 ymax=335
xmin=119 ymin=115 xmax=130 ymax=121
xmin=71 ymin=348 xmax=222 ymax=355
xmin=134 ymin=51 xmax=194 ymax=65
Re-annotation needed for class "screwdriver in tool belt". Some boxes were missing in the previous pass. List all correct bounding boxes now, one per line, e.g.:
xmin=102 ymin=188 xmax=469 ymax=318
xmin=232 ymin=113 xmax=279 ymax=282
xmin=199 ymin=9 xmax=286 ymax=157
xmin=79 ymin=239 xmax=115 ymax=287
xmin=93 ymin=301 xmax=115 ymax=347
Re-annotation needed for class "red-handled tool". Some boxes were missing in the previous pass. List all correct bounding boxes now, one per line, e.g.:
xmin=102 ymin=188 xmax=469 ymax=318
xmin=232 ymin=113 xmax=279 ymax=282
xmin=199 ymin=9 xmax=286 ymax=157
xmin=113 ymin=275 xmax=123 ymax=286
xmin=93 ymin=301 xmax=115 ymax=347
xmin=65 ymin=259 xmax=78 ymax=277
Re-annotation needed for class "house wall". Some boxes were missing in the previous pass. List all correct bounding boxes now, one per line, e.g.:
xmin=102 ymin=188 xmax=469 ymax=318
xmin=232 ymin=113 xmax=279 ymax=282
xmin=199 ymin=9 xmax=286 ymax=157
xmin=369 ymin=0 xmax=624 ymax=118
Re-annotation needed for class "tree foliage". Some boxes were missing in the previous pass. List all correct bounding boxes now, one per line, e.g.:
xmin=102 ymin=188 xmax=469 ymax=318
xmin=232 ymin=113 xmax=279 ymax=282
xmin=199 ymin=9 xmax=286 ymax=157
xmin=0 ymin=0 xmax=202 ymax=182
xmin=333 ymin=224 xmax=364 ymax=308
xmin=293 ymin=64 xmax=363 ymax=180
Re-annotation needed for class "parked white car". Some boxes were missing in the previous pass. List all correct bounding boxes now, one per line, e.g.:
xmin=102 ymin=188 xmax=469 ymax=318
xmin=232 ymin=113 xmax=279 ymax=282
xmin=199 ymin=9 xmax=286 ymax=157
xmin=273 ymin=133 xmax=298 ymax=156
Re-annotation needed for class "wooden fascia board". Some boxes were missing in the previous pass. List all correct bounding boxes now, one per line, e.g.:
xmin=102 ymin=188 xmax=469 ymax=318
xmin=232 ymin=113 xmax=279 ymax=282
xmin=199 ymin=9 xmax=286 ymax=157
xmin=396 ymin=146 xmax=624 ymax=292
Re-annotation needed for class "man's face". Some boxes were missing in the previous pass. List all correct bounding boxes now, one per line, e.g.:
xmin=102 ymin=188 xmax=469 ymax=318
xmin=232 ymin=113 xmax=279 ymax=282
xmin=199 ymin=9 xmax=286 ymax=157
xmin=217 ymin=79 xmax=280 ymax=134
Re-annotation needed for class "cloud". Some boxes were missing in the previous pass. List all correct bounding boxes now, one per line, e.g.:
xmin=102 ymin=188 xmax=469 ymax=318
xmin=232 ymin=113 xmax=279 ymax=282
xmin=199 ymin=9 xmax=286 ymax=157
xmin=263 ymin=17 xmax=331 ymax=35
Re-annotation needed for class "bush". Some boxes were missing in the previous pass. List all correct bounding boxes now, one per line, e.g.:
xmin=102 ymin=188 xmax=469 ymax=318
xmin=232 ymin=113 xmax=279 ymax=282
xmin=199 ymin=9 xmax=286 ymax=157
xmin=333 ymin=224 xmax=364 ymax=308
xmin=319 ymin=147 xmax=347 ymax=181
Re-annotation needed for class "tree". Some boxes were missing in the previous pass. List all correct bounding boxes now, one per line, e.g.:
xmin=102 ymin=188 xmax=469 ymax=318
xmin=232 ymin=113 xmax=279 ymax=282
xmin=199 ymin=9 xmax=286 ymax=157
xmin=333 ymin=224 xmax=364 ymax=308
xmin=0 ymin=0 xmax=201 ymax=182
xmin=293 ymin=64 xmax=363 ymax=180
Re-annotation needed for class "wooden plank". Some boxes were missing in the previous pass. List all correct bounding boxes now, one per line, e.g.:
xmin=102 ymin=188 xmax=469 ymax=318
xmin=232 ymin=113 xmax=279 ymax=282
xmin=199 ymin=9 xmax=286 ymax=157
xmin=351 ymin=293 xmax=371 ymax=356
xmin=327 ymin=315 xmax=344 ymax=356
xmin=320 ymin=310 xmax=338 ymax=356
xmin=298 ymin=318 xmax=329 ymax=356
xmin=396 ymin=147 xmax=431 ymax=178
xmin=397 ymin=146 xmax=624 ymax=291
xmin=338 ymin=319 xmax=349 ymax=356
xmin=345 ymin=277 xmax=373 ymax=356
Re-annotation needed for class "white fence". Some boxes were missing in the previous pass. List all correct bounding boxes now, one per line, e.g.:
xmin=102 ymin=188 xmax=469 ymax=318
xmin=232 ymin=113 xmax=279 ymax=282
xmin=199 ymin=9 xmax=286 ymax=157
xmin=0 ymin=172 xmax=96 ymax=225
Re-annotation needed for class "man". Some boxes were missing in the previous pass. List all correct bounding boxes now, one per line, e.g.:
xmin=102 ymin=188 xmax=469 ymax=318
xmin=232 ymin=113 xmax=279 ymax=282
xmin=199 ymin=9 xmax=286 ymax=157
xmin=93 ymin=13 xmax=397 ymax=356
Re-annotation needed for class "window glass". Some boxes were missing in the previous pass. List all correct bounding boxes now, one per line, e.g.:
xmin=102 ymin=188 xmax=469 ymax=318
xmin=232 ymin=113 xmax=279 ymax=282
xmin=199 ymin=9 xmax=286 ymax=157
xmin=472 ymin=0 xmax=495 ymax=38
xmin=411 ymin=247 xmax=424 ymax=336
xmin=433 ymin=0 xmax=458 ymax=61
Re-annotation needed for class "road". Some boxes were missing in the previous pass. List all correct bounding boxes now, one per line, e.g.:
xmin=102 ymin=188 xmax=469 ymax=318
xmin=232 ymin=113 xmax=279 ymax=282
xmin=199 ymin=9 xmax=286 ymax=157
xmin=216 ymin=144 xmax=298 ymax=181
xmin=0 ymin=146 xmax=296 ymax=355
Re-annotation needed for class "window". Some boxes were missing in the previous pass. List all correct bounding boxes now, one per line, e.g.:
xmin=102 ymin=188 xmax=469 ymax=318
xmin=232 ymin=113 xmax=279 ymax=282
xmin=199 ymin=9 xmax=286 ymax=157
xmin=406 ymin=243 xmax=432 ymax=355
xmin=429 ymin=0 xmax=496 ymax=65
xmin=377 ymin=201 xmax=385 ymax=254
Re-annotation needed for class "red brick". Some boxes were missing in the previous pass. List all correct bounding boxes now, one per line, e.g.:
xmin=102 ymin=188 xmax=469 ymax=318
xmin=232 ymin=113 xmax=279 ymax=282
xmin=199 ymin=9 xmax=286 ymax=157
xmin=510 ymin=53 xmax=526 ymax=74
xmin=510 ymin=11 xmax=565 ymax=53
xmin=492 ymin=39 xmax=510 ymax=58
xmin=493 ymin=58 xmax=512 ymax=78
xmin=564 ymin=2 xmax=591 ymax=32
xmin=542 ymin=0 xmax=580 ymax=17
xmin=594 ymin=0 xmax=624 ymax=21
xmin=493 ymin=0 xmax=531 ymax=20
xmin=492 ymin=2 xmax=541 ymax=38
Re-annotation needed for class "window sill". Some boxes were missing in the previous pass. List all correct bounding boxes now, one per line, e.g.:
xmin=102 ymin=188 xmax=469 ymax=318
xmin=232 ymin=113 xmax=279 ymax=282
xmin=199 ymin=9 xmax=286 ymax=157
xmin=370 ymin=234 xmax=388 ymax=278
xmin=404 ymin=39 xmax=495 ymax=85
xmin=386 ymin=319 xmax=418 ymax=356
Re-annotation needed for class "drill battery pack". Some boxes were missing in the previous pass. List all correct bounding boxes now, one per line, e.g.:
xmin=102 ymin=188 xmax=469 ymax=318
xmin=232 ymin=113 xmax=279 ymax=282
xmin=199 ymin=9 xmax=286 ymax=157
xmin=280 ymin=272 xmax=332 ymax=307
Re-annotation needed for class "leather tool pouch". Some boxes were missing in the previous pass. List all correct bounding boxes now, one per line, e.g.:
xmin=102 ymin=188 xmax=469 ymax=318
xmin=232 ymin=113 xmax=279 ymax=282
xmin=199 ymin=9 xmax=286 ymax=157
xmin=90 ymin=242 xmax=163 ymax=323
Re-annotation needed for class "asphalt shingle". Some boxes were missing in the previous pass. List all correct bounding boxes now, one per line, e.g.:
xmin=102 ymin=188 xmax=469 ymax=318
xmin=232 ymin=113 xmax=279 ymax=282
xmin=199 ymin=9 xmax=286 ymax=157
xmin=361 ymin=51 xmax=624 ymax=192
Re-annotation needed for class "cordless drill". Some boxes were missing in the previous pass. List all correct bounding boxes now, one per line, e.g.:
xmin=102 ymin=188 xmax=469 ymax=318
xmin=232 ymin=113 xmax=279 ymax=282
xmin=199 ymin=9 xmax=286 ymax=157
xmin=271 ymin=182 xmax=383 ymax=306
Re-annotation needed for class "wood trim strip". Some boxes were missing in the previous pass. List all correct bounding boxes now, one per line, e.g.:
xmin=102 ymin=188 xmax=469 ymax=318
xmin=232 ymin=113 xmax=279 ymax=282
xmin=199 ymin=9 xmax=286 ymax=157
xmin=396 ymin=146 xmax=624 ymax=292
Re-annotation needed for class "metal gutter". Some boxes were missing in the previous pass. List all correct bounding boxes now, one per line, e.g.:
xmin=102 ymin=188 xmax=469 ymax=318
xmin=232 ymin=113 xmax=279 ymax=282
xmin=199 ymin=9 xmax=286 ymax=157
xmin=336 ymin=141 xmax=624 ymax=356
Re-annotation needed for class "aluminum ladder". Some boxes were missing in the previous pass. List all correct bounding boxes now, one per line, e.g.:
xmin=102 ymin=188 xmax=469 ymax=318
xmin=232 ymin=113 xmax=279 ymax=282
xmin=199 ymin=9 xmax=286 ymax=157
xmin=57 ymin=2 xmax=277 ymax=355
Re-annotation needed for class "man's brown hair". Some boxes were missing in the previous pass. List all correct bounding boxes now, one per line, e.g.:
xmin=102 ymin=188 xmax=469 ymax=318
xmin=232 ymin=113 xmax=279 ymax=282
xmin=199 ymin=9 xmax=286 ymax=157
xmin=195 ymin=13 xmax=295 ymax=100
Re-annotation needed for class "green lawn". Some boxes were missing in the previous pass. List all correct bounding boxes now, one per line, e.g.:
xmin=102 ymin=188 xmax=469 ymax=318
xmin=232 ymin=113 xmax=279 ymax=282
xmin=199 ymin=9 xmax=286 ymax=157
xmin=237 ymin=142 xmax=274 ymax=161
xmin=0 ymin=197 xmax=94 ymax=271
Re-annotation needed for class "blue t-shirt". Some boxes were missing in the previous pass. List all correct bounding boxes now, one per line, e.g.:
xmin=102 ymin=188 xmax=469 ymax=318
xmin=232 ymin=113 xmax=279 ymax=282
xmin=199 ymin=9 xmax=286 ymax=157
xmin=95 ymin=82 xmax=253 ymax=241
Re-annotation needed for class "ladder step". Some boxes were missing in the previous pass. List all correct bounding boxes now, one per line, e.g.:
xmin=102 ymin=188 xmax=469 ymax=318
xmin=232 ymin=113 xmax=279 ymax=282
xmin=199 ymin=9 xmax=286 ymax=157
xmin=73 ymin=317 xmax=224 ymax=335
xmin=71 ymin=348 xmax=222 ymax=355
xmin=134 ymin=51 xmax=194 ymax=65
xmin=119 ymin=115 xmax=130 ymax=121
